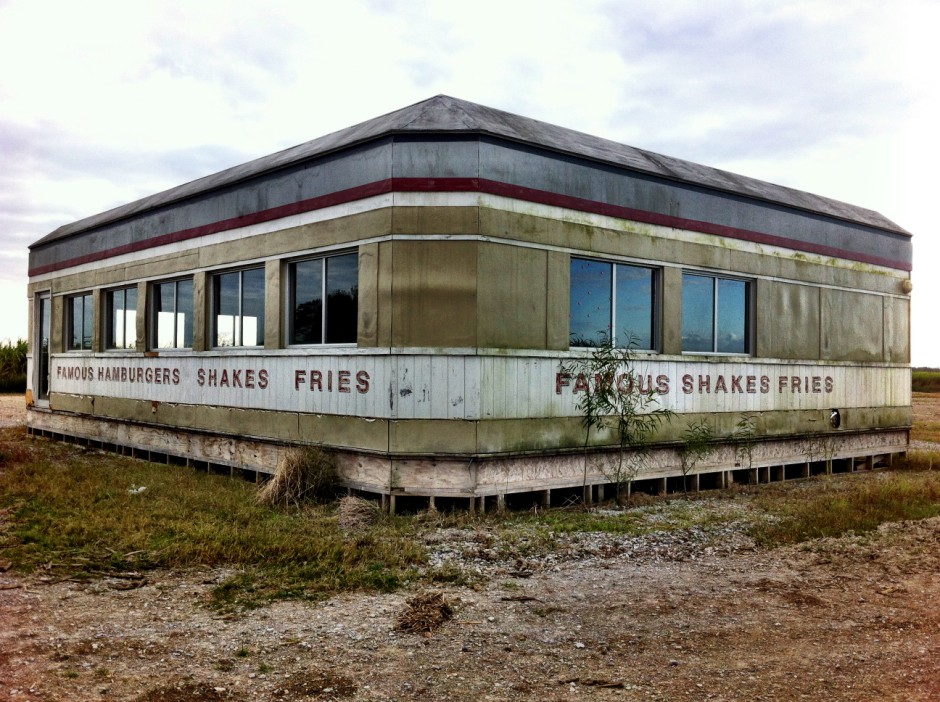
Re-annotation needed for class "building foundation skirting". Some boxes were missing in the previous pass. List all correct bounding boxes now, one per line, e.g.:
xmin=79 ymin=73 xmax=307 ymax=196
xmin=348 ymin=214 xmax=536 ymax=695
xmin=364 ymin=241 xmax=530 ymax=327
xmin=27 ymin=408 xmax=910 ymax=503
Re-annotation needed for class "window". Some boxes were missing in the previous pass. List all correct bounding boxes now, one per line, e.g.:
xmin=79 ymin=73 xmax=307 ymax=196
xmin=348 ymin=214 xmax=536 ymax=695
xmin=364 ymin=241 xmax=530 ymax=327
xmin=569 ymin=257 xmax=656 ymax=348
xmin=106 ymin=286 xmax=138 ymax=350
xmin=152 ymin=278 xmax=194 ymax=349
xmin=213 ymin=267 xmax=265 ymax=347
xmin=681 ymin=272 xmax=750 ymax=353
xmin=289 ymin=252 xmax=358 ymax=345
xmin=67 ymin=293 xmax=93 ymax=350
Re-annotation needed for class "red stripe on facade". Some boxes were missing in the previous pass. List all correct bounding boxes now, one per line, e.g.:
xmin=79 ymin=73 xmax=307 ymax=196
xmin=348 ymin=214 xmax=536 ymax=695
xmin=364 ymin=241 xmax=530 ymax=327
xmin=28 ymin=177 xmax=911 ymax=275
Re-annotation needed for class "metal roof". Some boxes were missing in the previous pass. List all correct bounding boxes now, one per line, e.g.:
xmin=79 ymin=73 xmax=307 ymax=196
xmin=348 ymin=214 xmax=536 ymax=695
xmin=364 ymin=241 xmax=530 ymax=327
xmin=33 ymin=94 xmax=908 ymax=247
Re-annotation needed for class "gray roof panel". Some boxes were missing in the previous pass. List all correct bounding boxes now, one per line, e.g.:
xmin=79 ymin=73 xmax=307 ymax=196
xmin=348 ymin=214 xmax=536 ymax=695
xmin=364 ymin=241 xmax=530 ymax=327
xmin=32 ymin=94 xmax=908 ymax=249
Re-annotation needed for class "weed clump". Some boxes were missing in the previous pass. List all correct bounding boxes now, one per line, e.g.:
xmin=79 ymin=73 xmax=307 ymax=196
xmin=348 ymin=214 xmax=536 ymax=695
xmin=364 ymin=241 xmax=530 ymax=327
xmin=337 ymin=495 xmax=381 ymax=532
xmin=396 ymin=591 xmax=455 ymax=633
xmin=257 ymin=447 xmax=337 ymax=508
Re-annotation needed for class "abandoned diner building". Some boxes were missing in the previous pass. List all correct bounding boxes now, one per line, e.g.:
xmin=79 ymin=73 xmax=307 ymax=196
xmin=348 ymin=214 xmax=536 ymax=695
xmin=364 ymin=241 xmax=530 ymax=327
xmin=26 ymin=95 xmax=913 ymax=510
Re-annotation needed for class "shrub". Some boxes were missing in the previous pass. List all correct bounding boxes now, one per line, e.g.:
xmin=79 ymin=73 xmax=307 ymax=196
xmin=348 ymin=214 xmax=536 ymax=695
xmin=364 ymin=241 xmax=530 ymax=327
xmin=0 ymin=339 xmax=27 ymax=393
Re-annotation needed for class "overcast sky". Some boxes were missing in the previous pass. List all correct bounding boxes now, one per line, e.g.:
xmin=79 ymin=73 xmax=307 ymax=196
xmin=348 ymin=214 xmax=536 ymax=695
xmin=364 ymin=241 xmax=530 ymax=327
xmin=2 ymin=0 xmax=937 ymax=364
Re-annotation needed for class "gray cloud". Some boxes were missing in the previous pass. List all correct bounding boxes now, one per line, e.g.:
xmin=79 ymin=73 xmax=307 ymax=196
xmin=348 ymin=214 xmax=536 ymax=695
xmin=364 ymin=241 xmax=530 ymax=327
xmin=0 ymin=117 xmax=251 ymax=264
xmin=600 ymin=3 xmax=911 ymax=166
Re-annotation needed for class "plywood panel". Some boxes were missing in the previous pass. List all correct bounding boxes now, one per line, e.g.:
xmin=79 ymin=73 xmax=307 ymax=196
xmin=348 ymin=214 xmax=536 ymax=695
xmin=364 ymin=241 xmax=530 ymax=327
xmin=390 ymin=240 xmax=478 ymax=347
xmin=477 ymin=243 xmax=548 ymax=349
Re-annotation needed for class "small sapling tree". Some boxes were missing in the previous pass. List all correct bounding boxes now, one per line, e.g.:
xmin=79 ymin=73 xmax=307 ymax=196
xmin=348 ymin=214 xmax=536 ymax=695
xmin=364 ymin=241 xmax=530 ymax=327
xmin=561 ymin=334 xmax=674 ymax=505
xmin=803 ymin=434 xmax=836 ymax=476
xmin=678 ymin=419 xmax=716 ymax=495
xmin=728 ymin=412 xmax=759 ymax=485
xmin=731 ymin=413 xmax=758 ymax=471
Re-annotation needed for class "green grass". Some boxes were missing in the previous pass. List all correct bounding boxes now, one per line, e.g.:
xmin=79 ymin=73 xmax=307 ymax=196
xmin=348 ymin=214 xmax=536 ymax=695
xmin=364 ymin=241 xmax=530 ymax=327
xmin=752 ymin=454 xmax=940 ymax=546
xmin=0 ymin=427 xmax=426 ymax=609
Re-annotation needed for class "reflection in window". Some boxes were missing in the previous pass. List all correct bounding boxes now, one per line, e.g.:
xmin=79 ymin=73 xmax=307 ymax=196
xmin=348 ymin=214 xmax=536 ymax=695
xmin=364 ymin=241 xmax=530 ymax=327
xmin=213 ymin=267 xmax=265 ymax=347
xmin=569 ymin=258 xmax=655 ymax=348
xmin=153 ymin=278 xmax=194 ymax=349
xmin=289 ymin=252 xmax=358 ymax=345
xmin=107 ymin=286 xmax=138 ymax=350
xmin=681 ymin=273 xmax=750 ymax=354
xmin=68 ymin=293 xmax=93 ymax=351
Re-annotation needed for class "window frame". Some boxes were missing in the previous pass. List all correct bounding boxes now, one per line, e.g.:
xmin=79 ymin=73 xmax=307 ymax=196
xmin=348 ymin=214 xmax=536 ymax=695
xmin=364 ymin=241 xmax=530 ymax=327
xmin=66 ymin=292 xmax=94 ymax=351
xmin=150 ymin=277 xmax=195 ymax=350
xmin=286 ymin=251 xmax=359 ymax=347
xmin=680 ymin=271 xmax=753 ymax=355
xmin=211 ymin=266 xmax=266 ymax=348
xmin=105 ymin=285 xmax=139 ymax=351
xmin=568 ymin=256 xmax=660 ymax=350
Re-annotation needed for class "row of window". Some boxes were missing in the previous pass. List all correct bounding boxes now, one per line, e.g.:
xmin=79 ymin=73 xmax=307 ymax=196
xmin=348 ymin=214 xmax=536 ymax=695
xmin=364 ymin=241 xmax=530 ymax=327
xmin=67 ymin=252 xmax=360 ymax=351
xmin=569 ymin=258 xmax=751 ymax=354
xmin=64 ymin=252 xmax=749 ymax=355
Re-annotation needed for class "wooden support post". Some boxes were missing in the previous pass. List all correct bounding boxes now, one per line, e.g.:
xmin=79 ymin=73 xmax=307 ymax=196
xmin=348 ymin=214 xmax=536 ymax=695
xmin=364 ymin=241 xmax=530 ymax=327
xmin=583 ymin=484 xmax=592 ymax=505
xmin=497 ymin=493 xmax=506 ymax=512
xmin=468 ymin=495 xmax=476 ymax=513
xmin=381 ymin=493 xmax=389 ymax=512
xmin=542 ymin=490 xmax=551 ymax=509
xmin=658 ymin=477 xmax=667 ymax=495
xmin=428 ymin=495 xmax=436 ymax=511
xmin=692 ymin=473 xmax=700 ymax=492
xmin=477 ymin=495 xmax=486 ymax=513
xmin=802 ymin=462 xmax=811 ymax=479
xmin=749 ymin=468 xmax=758 ymax=485
xmin=389 ymin=494 xmax=397 ymax=516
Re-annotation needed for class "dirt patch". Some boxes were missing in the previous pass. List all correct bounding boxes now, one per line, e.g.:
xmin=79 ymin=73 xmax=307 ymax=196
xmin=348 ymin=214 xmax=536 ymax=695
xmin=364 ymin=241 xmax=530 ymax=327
xmin=0 ymin=394 xmax=25 ymax=428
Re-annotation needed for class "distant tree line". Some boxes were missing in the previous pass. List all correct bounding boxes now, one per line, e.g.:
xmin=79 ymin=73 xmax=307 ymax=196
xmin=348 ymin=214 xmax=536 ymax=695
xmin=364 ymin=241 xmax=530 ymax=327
xmin=912 ymin=368 xmax=940 ymax=394
xmin=0 ymin=339 xmax=27 ymax=393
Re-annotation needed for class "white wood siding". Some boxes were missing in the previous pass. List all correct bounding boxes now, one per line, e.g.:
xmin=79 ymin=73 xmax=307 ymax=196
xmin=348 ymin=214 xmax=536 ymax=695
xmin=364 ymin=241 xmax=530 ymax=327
xmin=50 ymin=354 xmax=911 ymax=420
